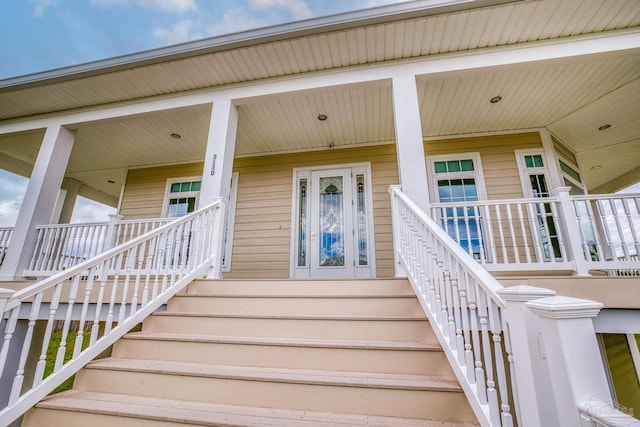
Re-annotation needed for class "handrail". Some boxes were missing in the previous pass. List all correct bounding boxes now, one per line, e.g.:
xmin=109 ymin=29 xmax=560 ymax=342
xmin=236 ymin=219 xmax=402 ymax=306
xmin=0 ymin=200 xmax=226 ymax=425
xmin=578 ymin=398 xmax=640 ymax=426
xmin=390 ymin=186 xmax=515 ymax=426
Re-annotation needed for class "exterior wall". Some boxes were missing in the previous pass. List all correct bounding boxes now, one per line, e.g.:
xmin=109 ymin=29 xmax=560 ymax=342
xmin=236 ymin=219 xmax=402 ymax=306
xmin=227 ymin=145 xmax=399 ymax=279
xmin=424 ymin=132 xmax=542 ymax=200
xmin=551 ymin=135 xmax=577 ymax=165
xmin=120 ymin=163 xmax=204 ymax=218
xmin=118 ymin=132 xmax=543 ymax=279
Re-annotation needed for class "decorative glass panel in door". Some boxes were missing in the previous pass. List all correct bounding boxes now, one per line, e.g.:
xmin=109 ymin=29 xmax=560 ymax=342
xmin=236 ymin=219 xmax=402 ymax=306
xmin=309 ymin=169 xmax=355 ymax=278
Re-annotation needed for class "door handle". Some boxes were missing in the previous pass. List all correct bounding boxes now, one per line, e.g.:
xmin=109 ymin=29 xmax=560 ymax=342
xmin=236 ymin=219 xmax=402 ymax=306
xmin=311 ymin=232 xmax=316 ymax=242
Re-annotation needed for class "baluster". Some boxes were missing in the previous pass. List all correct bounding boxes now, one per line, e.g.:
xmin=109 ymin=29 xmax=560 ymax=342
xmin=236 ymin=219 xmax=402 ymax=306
xmin=130 ymin=244 xmax=143 ymax=316
xmin=28 ymin=227 xmax=45 ymax=271
xmin=494 ymin=205 xmax=508 ymax=263
xmin=450 ymin=260 xmax=465 ymax=363
xmin=118 ymin=248 xmax=134 ymax=324
xmin=505 ymin=203 xmax=519 ymax=263
xmin=443 ymin=254 xmax=456 ymax=343
xmin=0 ymin=308 xmax=20 ymax=379
xmin=501 ymin=310 xmax=521 ymax=425
xmin=90 ymin=260 xmax=110 ymax=346
xmin=620 ymin=198 xmax=640 ymax=259
xmin=489 ymin=301 xmax=513 ymax=427
xmin=45 ymin=227 xmax=61 ymax=272
xmin=463 ymin=205 xmax=475 ymax=259
xmin=34 ymin=283 xmax=63 ymax=386
xmin=478 ymin=288 xmax=500 ymax=425
xmin=548 ymin=200 xmax=566 ymax=262
xmin=142 ymin=234 xmax=158 ymax=307
xmin=9 ymin=293 xmax=43 ymax=404
xmin=474 ymin=206 xmax=486 ymax=264
xmin=105 ymin=253 xmax=123 ymax=334
xmin=458 ymin=270 xmax=475 ymax=382
xmin=516 ymin=203 xmax=532 ymax=263
xmin=484 ymin=205 xmax=497 ymax=264
xmin=466 ymin=278 xmax=486 ymax=401
xmin=573 ymin=200 xmax=591 ymax=260
xmin=526 ymin=202 xmax=544 ymax=262
xmin=73 ymin=268 xmax=97 ymax=359
xmin=55 ymin=276 xmax=80 ymax=371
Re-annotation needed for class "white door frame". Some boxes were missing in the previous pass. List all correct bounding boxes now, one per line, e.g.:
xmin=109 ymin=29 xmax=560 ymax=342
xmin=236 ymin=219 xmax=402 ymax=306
xmin=290 ymin=162 xmax=376 ymax=279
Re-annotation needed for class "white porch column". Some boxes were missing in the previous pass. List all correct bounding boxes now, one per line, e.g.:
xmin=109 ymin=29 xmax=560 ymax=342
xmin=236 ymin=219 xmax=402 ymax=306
xmin=497 ymin=285 xmax=558 ymax=427
xmin=526 ymin=295 xmax=611 ymax=426
xmin=0 ymin=125 xmax=75 ymax=280
xmin=58 ymin=178 xmax=82 ymax=223
xmin=200 ymin=98 xmax=238 ymax=206
xmin=391 ymin=75 xmax=430 ymax=212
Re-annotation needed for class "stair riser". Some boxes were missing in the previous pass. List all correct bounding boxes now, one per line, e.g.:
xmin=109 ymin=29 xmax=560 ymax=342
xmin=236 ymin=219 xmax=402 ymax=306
xmin=186 ymin=280 xmax=414 ymax=296
xmin=167 ymin=296 xmax=423 ymax=316
xmin=143 ymin=315 xmax=435 ymax=342
xmin=113 ymin=339 xmax=451 ymax=376
xmin=23 ymin=410 xmax=180 ymax=427
xmin=74 ymin=369 xmax=476 ymax=421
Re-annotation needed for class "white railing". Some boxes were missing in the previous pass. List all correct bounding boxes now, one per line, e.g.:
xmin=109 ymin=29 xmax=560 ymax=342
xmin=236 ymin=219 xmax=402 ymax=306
xmin=0 ymin=227 xmax=11 ymax=266
xmin=572 ymin=193 xmax=640 ymax=274
xmin=26 ymin=217 xmax=173 ymax=276
xmin=0 ymin=200 xmax=225 ymax=426
xmin=578 ymin=398 xmax=639 ymax=426
xmin=430 ymin=197 xmax=569 ymax=271
xmin=391 ymin=187 xmax=517 ymax=426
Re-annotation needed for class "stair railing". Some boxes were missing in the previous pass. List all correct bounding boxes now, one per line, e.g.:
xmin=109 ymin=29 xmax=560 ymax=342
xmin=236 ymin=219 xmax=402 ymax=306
xmin=0 ymin=199 xmax=226 ymax=426
xmin=390 ymin=186 xmax=517 ymax=426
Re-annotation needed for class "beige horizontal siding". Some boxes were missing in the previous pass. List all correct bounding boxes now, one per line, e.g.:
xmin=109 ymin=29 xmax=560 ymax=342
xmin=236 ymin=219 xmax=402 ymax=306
xmin=120 ymin=163 xmax=204 ymax=219
xmin=424 ymin=132 xmax=542 ymax=200
xmin=227 ymin=144 xmax=399 ymax=279
xmin=551 ymin=135 xmax=577 ymax=165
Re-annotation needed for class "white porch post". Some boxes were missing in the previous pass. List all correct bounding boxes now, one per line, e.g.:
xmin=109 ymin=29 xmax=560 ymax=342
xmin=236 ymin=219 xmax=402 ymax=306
xmin=552 ymin=186 xmax=591 ymax=276
xmin=58 ymin=178 xmax=82 ymax=224
xmin=200 ymin=98 xmax=238 ymax=277
xmin=497 ymin=285 xmax=559 ymax=427
xmin=526 ymin=295 xmax=611 ymax=426
xmin=0 ymin=125 xmax=75 ymax=280
xmin=391 ymin=75 xmax=430 ymax=213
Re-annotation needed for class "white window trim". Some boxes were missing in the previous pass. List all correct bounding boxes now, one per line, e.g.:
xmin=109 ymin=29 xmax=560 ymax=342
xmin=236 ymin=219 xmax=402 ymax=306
xmin=426 ymin=152 xmax=487 ymax=202
xmin=289 ymin=162 xmax=376 ymax=279
xmin=221 ymin=172 xmax=239 ymax=272
xmin=161 ymin=176 xmax=202 ymax=217
xmin=514 ymin=149 xmax=552 ymax=198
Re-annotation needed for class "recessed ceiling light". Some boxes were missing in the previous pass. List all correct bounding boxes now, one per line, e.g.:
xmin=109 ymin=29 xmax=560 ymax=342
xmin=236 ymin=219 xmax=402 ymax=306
xmin=598 ymin=124 xmax=611 ymax=131
xmin=107 ymin=180 xmax=115 ymax=184
xmin=490 ymin=96 xmax=502 ymax=104
xmin=170 ymin=133 xmax=181 ymax=139
xmin=317 ymin=114 xmax=328 ymax=121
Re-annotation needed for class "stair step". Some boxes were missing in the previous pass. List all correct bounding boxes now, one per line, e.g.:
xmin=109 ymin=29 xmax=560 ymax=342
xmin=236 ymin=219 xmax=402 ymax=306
xmin=75 ymin=358 xmax=475 ymax=420
xmin=168 ymin=295 xmax=423 ymax=316
xmin=185 ymin=278 xmax=414 ymax=296
xmin=143 ymin=311 xmax=434 ymax=342
xmin=114 ymin=332 xmax=451 ymax=375
xmin=27 ymin=391 xmax=478 ymax=427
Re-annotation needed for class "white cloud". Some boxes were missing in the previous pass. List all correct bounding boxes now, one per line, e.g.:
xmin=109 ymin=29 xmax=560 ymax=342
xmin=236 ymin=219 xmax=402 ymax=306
xmin=249 ymin=0 xmax=312 ymax=20
xmin=154 ymin=19 xmax=201 ymax=44
xmin=31 ymin=0 xmax=55 ymax=17
xmin=90 ymin=0 xmax=197 ymax=13
xmin=70 ymin=197 xmax=117 ymax=224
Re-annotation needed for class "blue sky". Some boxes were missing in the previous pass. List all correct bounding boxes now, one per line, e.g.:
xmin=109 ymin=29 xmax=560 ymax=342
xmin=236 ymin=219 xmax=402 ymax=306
xmin=0 ymin=0 xmax=403 ymax=226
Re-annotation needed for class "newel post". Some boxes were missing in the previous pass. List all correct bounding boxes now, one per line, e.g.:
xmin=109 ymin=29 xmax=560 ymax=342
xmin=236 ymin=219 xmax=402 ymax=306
xmin=526 ymin=296 xmax=611 ymax=426
xmin=552 ymin=187 xmax=590 ymax=276
xmin=389 ymin=185 xmax=407 ymax=278
xmin=104 ymin=213 xmax=123 ymax=251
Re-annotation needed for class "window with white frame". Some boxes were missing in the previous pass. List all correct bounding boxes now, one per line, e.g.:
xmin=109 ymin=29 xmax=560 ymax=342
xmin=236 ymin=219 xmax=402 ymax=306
xmin=162 ymin=174 xmax=239 ymax=271
xmin=427 ymin=153 xmax=487 ymax=260
xmin=163 ymin=177 xmax=201 ymax=218
xmin=515 ymin=149 xmax=562 ymax=259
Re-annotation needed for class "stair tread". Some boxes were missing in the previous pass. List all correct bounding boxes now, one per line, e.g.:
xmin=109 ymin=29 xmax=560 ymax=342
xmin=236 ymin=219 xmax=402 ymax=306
xmin=123 ymin=331 xmax=441 ymax=350
xmin=38 ymin=390 xmax=477 ymax=426
xmin=178 ymin=293 xmax=417 ymax=298
xmin=154 ymin=311 xmax=427 ymax=320
xmin=86 ymin=358 xmax=462 ymax=391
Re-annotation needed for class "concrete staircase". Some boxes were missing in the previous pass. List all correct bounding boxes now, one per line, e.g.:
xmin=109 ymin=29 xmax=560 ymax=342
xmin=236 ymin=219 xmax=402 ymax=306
xmin=22 ymin=279 xmax=478 ymax=426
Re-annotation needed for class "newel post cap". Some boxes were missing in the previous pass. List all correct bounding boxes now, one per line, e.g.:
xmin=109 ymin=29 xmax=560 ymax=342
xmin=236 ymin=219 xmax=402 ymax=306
xmin=497 ymin=285 xmax=556 ymax=302
xmin=526 ymin=295 xmax=603 ymax=319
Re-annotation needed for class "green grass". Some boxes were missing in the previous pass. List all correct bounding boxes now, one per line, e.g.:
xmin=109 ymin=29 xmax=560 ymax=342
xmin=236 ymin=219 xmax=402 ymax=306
xmin=44 ymin=329 xmax=91 ymax=394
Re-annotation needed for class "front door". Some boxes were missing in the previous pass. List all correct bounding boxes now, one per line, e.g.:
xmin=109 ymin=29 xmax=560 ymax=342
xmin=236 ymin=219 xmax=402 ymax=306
xmin=291 ymin=164 xmax=375 ymax=279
